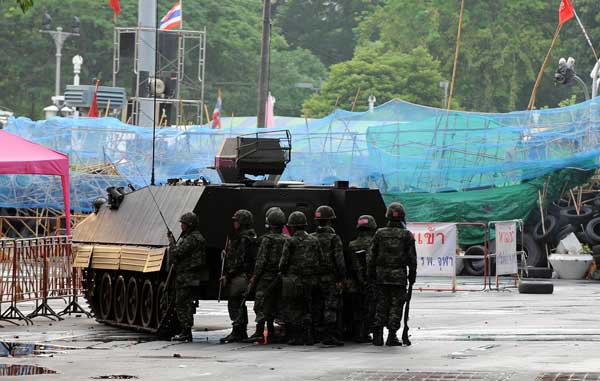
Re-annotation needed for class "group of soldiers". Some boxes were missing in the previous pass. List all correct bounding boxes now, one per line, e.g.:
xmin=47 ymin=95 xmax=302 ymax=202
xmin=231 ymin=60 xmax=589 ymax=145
xmin=167 ymin=202 xmax=417 ymax=347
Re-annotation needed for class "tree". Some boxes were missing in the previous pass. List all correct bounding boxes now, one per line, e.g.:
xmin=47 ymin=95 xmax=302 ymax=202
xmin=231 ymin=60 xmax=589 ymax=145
xmin=0 ymin=0 xmax=326 ymax=119
xmin=270 ymin=48 xmax=327 ymax=116
xmin=274 ymin=0 xmax=381 ymax=66
xmin=354 ymin=0 xmax=595 ymax=112
xmin=302 ymin=46 xmax=444 ymax=118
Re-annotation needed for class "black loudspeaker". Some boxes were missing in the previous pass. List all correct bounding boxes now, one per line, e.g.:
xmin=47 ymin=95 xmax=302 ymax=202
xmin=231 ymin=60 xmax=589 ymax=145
xmin=138 ymin=71 xmax=150 ymax=98
xmin=159 ymin=31 xmax=178 ymax=63
xmin=119 ymin=32 xmax=136 ymax=58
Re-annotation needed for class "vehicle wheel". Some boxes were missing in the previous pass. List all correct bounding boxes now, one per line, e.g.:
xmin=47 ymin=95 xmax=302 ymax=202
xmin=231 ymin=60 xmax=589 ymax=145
xmin=99 ymin=273 xmax=113 ymax=320
xmin=593 ymin=197 xmax=600 ymax=212
xmin=141 ymin=279 xmax=154 ymax=328
xmin=560 ymin=206 xmax=593 ymax=227
xmin=126 ymin=277 xmax=139 ymax=325
xmin=532 ymin=215 xmax=559 ymax=243
xmin=156 ymin=281 xmax=169 ymax=325
xmin=525 ymin=266 xmax=553 ymax=279
xmin=113 ymin=275 xmax=126 ymax=322
xmin=520 ymin=233 xmax=546 ymax=267
xmin=585 ymin=217 xmax=600 ymax=245
xmin=463 ymin=245 xmax=485 ymax=276
xmin=518 ymin=280 xmax=553 ymax=294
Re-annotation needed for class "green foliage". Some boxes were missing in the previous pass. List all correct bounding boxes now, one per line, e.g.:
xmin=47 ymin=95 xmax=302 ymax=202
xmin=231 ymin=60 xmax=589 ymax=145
xmin=0 ymin=0 xmax=326 ymax=119
xmin=558 ymin=94 xmax=577 ymax=107
xmin=355 ymin=0 xmax=596 ymax=112
xmin=3 ymin=0 xmax=600 ymax=120
xmin=10 ymin=0 xmax=33 ymax=12
xmin=302 ymin=46 xmax=443 ymax=117
xmin=274 ymin=0 xmax=381 ymax=66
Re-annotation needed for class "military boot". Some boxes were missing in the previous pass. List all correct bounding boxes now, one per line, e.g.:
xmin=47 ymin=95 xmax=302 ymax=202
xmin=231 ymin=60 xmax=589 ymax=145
xmin=242 ymin=322 xmax=265 ymax=343
xmin=304 ymin=327 xmax=314 ymax=346
xmin=219 ymin=325 xmax=246 ymax=344
xmin=321 ymin=325 xmax=344 ymax=346
xmin=385 ymin=329 xmax=402 ymax=346
xmin=372 ymin=326 xmax=384 ymax=346
xmin=287 ymin=326 xmax=303 ymax=346
xmin=266 ymin=321 xmax=276 ymax=343
xmin=353 ymin=323 xmax=371 ymax=343
xmin=172 ymin=328 xmax=192 ymax=342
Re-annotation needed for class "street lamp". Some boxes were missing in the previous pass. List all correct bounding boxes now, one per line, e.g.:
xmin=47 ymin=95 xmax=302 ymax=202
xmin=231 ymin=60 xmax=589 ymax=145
xmin=555 ymin=57 xmax=589 ymax=101
xmin=39 ymin=13 xmax=80 ymax=104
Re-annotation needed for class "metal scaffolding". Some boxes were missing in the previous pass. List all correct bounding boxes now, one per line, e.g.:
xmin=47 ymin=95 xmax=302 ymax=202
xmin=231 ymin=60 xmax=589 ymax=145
xmin=112 ymin=26 xmax=207 ymax=127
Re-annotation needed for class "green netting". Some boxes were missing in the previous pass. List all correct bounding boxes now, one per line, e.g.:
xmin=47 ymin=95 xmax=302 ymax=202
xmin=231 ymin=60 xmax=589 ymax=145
xmin=384 ymin=168 xmax=594 ymax=245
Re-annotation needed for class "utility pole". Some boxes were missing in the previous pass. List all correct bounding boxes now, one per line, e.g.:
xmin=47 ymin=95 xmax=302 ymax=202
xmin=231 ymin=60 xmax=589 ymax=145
xmin=257 ymin=0 xmax=271 ymax=128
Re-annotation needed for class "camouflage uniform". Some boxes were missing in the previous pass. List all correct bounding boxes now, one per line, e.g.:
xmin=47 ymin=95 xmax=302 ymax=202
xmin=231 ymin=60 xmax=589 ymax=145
xmin=253 ymin=231 xmax=287 ymax=324
xmin=220 ymin=210 xmax=257 ymax=343
xmin=279 ymin=211 xmax=321 ymax=345
xmin=368 ymin=203 xmax=417 ymax=346
xmin=169 ymin=213 xmax=206 ymax=340
xmin=312 ymin=206 xmax=346 ymax=345
xmin=346 ymin=237 xmax=374 ymax=340
xmin=346 ymin=215 xmax=377 ymax=342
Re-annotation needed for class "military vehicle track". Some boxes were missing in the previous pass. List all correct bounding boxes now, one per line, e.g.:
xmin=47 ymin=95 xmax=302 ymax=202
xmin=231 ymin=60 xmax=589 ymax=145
xmin=83 ymin=268 xmax=180 ymax=337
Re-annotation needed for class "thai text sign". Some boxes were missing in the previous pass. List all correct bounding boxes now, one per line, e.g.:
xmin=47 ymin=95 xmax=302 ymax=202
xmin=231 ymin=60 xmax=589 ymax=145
xmin=495 ymin=222 xmax=518 ymax=275
xmin=408 ymin=223 xmax=457 ymax=276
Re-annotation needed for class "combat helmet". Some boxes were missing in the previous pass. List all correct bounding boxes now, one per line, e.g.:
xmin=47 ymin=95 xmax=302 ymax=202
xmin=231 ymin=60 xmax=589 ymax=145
xmin=179 ymin=212 xmax=198 ymax=227
xmin=232 ymin=209 xmax=254 ymax=228
xmin=265 ymin=207 xmax=286 ymax=227
xmin=385 ymin=202 xmax=405 ymax=221
xmin=314 ymin=205 xmax=336 ymax=220
xmin=356 ymin=215 xmax=377 ymax=231
xmin=287 ymin=211 xmax=308 ymax=227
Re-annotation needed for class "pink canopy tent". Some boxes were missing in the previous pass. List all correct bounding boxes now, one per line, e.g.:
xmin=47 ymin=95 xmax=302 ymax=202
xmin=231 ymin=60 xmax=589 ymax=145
xmin=0 ymin=130 xmax=71 ymax=235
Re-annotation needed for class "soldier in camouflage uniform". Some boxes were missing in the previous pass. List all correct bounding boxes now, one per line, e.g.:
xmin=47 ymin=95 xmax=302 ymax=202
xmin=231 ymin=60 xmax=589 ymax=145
xmin=311 ymin=205 xmax=346 ymax=346
xmin=368 ymin=202 xmax=417 ymax=346
xmin=346 ymin=215 xmax=377 ymax=343
xmin=219 ymin=209 xmax=257 ymax=344
xmin=168 ymin=212 xmax=206 ymax=342
xmin=243 ymin=207 xmax=288 ymax=343
xmin=279 ymin=211 xmax=321 ymax=345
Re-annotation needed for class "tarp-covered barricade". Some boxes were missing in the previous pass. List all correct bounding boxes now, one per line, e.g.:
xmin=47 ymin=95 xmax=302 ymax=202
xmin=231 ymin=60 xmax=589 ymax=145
xmin=2 ymin=98 xmax=600 ymax=235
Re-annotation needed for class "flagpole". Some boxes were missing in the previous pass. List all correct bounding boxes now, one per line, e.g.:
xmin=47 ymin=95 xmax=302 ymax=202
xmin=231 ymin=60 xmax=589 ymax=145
xmin=573 ymin=10 xmax=598 ymax=61
xmin=180 ymin=0 xmax=183 ymax=30
xmin=528 ymin=24 xmax=563 ymax=110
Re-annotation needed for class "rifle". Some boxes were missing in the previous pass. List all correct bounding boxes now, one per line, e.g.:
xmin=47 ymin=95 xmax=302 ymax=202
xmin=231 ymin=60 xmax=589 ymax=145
xmin=217 ymin=237 xmax=229 ymax=303
xmin=401 ymin=283 xmax=413 ymax=346
xmin=156 ymin=264 xmax=175 ymax=332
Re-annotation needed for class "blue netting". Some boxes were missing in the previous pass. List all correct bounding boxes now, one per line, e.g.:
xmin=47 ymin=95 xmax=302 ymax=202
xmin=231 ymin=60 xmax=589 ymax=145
xmin=2 ymin=98 xmax=600 ymax=212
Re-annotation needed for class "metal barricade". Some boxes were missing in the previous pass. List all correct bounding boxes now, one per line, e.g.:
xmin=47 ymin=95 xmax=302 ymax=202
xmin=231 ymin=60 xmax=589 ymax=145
xmin=0 ymin=236 xmax=88 ymax=325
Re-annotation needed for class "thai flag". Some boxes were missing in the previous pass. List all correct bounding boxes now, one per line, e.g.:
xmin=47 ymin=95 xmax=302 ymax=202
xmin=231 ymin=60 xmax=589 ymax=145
xmin=160 ymin=1 xmax=182 ymax=30
xmin=211 ymin=92 xmax=222 ymax=129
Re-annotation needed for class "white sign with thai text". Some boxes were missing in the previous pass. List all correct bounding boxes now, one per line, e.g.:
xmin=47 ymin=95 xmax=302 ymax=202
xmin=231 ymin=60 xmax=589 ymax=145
xmin=408 ymin=223 xmax=457 ymax=277
xmin=495 ymin=222 xmax=518 ymax=275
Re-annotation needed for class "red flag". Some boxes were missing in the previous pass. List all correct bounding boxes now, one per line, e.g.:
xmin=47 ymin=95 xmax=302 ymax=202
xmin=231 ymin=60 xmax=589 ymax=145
xmin=211 ymin=89 xmax=222 ymax=129
xmin=88 ymin=82 xmax=100 ymax=117
xmin=559 ymin=0 xmax=574 ymax=25
xmin=110 ymin=0 xmax=121 ymax=17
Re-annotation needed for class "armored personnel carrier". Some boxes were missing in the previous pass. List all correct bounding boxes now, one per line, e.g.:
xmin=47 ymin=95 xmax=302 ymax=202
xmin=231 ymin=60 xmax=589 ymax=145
xmin=73 ymin=131 xmax=386 ymax=335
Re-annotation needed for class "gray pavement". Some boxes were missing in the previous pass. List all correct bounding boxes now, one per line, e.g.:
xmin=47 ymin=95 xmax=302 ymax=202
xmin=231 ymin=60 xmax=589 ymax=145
xmin=1 ymin=278 xmax=600 ymax=380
